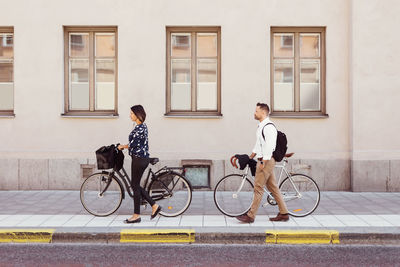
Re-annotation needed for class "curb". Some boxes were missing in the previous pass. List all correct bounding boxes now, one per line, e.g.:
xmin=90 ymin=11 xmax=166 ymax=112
xmin=0 ymin=229 xmax=54 ymax=243
xmin=339 ymin=233 xmax=400 ymax=245
xmin=120 ymin=229 xmax=195 ymax=243
xmin=265 ymin=230 xmax=339 ymax=244
xmin=1 ymin=229 xmax=400 ymax=245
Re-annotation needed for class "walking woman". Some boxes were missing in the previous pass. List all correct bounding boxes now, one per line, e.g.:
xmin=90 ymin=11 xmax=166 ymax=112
xmin=118 ymin=105 xmax=161 ymax=223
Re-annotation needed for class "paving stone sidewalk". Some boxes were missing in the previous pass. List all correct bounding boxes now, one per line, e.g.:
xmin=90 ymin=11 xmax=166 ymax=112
xmin=0 ymin=191 xmax=399 ymax=230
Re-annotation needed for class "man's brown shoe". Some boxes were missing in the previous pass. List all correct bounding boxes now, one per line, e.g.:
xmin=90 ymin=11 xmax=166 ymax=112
xmin=269 ymin=213 xmax=289 ymax=222
xmin=236 ymin=214 xmax=254 ymax=223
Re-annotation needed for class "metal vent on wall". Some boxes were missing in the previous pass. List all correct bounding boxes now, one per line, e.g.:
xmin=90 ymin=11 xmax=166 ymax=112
xmin=81 ymin=164 xmax=95 ymax=179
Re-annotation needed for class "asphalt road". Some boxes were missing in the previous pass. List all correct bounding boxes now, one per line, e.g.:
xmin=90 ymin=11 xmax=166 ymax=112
xmin=1 ymin=243 xmax=400 ymax=267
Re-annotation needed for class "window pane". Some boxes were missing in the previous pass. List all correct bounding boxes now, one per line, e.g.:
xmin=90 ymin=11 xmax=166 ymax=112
xmin=69 ymin=33 xmax=89 ymax=57
xmin=95 ymin=59 xmax=115 ymax=110
xmin=70 ymin=59 xmax=89 ymax=82
xmin=300 ymin=60 xmax=320 ymax=111
xmin=300 ymin=34 xmax=320 ymax=58
xmin=70 ymin=59 xmax=89 ymax=110
xmin=171 ymin=33 xmax=191 ymax=58
xmin=0 ymin=34 xmax=13 ymax=58
xmin=197 ymin=33 xmax=217 ymax=57
xmin=0 ymin=61 xmax=13 ymax=82
xmin=273 ymin=34 xmax=294 ymax=57
xmin=197 ymin=59 xmax=217 ymax=110
xmin=185 ymin=166 xmax=209 ymax=187
xmin=0 ymin=82 xmax=13 ymax=110
xmin=171 ymin=59 xmax=191 ymax=110
xmin=96 ymin=33 xmax=115 ymax=57
xmin=274 ymin=59 xmax=294 ymax=111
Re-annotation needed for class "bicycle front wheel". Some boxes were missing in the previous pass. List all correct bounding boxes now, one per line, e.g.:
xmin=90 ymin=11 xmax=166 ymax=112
xmin=148 ymin=172 xmax=192 ymax=217
xmin=279 ymin=174 xmax=320 ymax=217
xmin=214 ymin=174 xmax=254 ymax=217
xmin=80 ymin=172 xmax=123 ymax=217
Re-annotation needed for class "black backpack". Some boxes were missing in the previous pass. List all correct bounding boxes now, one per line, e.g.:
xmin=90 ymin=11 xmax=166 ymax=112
xmin=262 ymin=123 xmax=288 ymax=162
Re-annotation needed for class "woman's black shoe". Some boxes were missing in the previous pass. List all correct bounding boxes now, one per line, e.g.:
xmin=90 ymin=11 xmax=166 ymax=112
xmin=151 ymin=206 xmax=162 ymax=220
xmin=124 ymin=217 xmax=141 ymax=224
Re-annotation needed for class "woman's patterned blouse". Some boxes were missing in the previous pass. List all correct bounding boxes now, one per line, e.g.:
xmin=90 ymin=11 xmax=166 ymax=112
xmin=128 ymin=123 xmax=149 ymax=158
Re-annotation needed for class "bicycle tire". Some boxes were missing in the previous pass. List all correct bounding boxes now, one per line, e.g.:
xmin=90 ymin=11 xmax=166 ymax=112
xmin=279 ymin=174 xmax=320 ymax=217
xmin=148 ymin=172 xmax=192 ymax=217
xmin=80 ymin=172 xmax=123 ymax=217
xmin=214 ymin=174 xmax=254 ymax=217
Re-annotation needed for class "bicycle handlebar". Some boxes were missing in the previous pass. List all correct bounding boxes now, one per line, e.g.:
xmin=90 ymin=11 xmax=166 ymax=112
xmin=230 ymin=156 xmax=239 ymax=169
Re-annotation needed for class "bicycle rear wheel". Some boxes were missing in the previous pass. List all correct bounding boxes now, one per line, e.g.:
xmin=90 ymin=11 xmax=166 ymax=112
xmin=279 ymin=174 xmax=320 ymax=217
xmin=80 ymin=172 xmax=123 ymax=217
xmin=148 ymin=172 xmax=192 ymax=217
xmin=214 ymin=174 xmax=254 ymax=217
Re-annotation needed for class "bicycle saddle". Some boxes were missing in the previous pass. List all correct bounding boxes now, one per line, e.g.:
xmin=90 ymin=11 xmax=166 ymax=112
xmin=285 ymin=153 xmax=294 ymax=158
xmin=149 ymin=157 xmax=159 ymax=165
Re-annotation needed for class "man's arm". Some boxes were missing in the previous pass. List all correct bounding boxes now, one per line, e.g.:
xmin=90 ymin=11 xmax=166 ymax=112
xmin=262 ymin=124 xmax=277 ymax=161
xmin=249 ymin=152 xmax=256 ymax=159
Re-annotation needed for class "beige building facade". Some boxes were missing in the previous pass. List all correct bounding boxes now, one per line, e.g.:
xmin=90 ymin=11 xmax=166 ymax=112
xmin=0 ymin=0 xmax=399 ymax=191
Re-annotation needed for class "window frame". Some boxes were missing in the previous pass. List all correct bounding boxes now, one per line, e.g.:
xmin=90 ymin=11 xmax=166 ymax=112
xmin=166 ymin=26 xmax=222 ymax=117
xmin=63 ymin=26 xmax=118 ymax=116
xmin=270 ymin=27 xmax=326 ymax=117
xmin=0 ymin=27 xmax=14 ymax=117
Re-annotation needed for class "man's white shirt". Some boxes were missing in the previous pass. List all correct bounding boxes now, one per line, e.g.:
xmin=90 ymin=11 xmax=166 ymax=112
xmin=252 ymin=117 xmax=277 ymax=161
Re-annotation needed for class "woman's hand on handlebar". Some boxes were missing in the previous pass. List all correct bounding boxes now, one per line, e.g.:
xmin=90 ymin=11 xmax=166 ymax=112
xmin=118 ymin=144 xmax=128 ymax=150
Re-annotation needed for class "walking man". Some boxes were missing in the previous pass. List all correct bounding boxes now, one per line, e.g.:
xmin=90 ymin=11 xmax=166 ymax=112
xmin=236 ymin=103 xmax=289 ymax=223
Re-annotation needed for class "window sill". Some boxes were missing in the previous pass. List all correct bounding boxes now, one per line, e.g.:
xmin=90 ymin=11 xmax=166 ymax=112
xmin=0 ymin=113 xmax=15 ymax=118
xmin=270 ymin=113 xmax=329 ymax=119
xmin=164 ymin=111 xmax=222 ymax=119
xmin=164 ymin=114 xmax=223 ymax=119
xmin=61 ymin=113 xmax=119 ymax=119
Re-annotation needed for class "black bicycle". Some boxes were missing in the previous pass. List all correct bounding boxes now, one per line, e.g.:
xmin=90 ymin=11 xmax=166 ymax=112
xmin=80 ymin=151 xmax=193 ymax=217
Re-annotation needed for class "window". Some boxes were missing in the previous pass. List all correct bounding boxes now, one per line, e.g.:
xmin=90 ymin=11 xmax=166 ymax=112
xmin=182 ymin=160 xmax=212 ymax=189
xmin=0 ymin=28 xmax=14 ymax=116
xmin=271 ymin=27 xmax=326 ymax=116
xmin=166 ymin=27 xmax=221 ymax=116
xmin=64 ymin=27 xmax=118 ymax=116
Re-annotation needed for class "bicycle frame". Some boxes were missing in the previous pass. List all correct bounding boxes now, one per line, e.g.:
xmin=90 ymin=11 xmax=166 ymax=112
xmin=238 ymin=158 xmax=302 ymax=205
xmin=104 ymin=165 xmax=185 ymax=200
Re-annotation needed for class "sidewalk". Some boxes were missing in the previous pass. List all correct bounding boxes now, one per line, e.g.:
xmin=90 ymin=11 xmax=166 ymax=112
xmin=0 ymin=191 xmax=399 ymax=244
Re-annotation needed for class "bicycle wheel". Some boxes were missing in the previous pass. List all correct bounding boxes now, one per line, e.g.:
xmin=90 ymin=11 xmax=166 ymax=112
xmin=214 ymin=174 xmax=254 ymax=217
xmin=279 ymin=174 xmax=320 ymax=217
xmin=80 ymin=172 xmax=123 ymax=217
xmin=148 ymin=172 xmax=192 ymax=217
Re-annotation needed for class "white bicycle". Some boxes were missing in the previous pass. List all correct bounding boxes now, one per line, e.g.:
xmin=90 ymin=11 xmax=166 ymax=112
xmin=213 ymin=153 xmax=320 ymax=217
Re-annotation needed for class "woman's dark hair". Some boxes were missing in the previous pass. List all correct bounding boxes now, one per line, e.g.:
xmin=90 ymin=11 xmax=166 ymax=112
xmin=131 ymin=105 xmax=146 ymax=123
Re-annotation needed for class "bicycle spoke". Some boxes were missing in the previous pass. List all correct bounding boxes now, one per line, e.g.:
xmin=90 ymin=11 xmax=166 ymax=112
xmin=80 ymin=173 xmax=123 ymax=216
xmin=148 ymin=173 xmax=192 ymax=217
xmin=214 ymin=174 xmax=254 ymax=217
xmin=279 ymin=174 xmax=320 ymax=217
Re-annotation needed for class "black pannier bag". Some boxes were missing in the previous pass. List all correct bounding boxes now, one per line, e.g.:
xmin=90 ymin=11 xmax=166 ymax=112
xmin=96 ymin=144 xmax=124 ymax=171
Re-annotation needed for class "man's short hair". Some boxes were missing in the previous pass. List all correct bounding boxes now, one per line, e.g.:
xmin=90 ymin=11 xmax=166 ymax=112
xmin=256 ymin=102 xmax=270 ymax=114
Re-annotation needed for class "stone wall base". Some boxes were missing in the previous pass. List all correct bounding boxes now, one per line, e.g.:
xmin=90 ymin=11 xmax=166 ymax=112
xmin=351 ymin=160 xmax=400 ymax=192
xmin=0 ymin=158 xmax=398 ymax=191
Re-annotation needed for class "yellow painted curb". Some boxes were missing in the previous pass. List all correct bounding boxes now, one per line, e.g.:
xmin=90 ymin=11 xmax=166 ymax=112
xmin=266 ymin=230 xmax=340 ymax=244
xmin=0 ymin=229 xmax=55 ymax=243
xmin=120 ymin=229 xmax=195 ymax=243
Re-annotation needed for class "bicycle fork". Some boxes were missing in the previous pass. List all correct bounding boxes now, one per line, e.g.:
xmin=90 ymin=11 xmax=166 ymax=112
xmin=232 ymin=166 xmax=250 ymax=199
